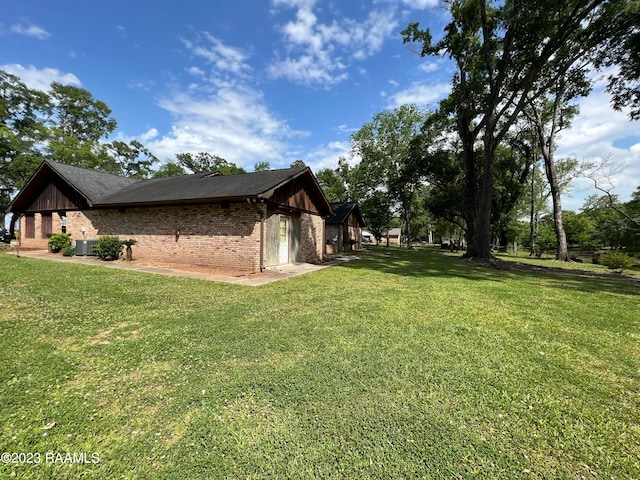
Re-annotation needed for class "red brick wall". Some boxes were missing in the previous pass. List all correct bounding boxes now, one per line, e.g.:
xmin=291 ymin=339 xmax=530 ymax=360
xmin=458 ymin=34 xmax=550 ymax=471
xmin=19 ymin=211 xmax=97 ymax=249
xmin=18 ymin=212 xmax=63 ymax=249
xmin=324 ymin=222 xmax=362 ymax=253
xmin=85 ymin=203 xmax=263 ymax=272
xmin=300 ymin=211 xmax=324 ymax=263
xmin=325 ymin=224 xmax=340 ymax=253
xmin=18 ymin=203 xmax=325 ymax=271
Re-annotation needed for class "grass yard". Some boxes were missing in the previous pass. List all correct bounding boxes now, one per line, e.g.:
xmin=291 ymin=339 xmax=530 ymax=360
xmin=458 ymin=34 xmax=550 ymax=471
xmin=0 ymin=248 xmax=638 ymax=479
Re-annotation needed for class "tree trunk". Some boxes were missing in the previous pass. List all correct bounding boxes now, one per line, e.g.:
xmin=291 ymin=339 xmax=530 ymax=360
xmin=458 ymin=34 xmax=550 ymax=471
xmin=460 ymin=120 xmax=479 ymax=258
xmin=473 ymin=129 xmax=497 ymax=261
xmin=498 ymin=228 xmax=508 ymax=252
xmin=530 ymin=211 xmax=540 ymax=257
xmin=535 ymin=91 xmax=570 ymax=262
xmin=403 ymin=198 xmax=412 ymax=250
xmin=529 ymin=160 xmax=537 ymax=256
xmin=405 ymin=214 xmax=412 ymax=250
xmin=546 ymin=159 xmax=570 ymax=261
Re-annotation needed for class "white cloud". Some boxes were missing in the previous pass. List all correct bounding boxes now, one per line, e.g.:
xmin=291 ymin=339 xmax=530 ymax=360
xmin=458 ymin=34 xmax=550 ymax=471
xmin=373 ymin=0 xmax=439 ymax=11
xmin=0 ymin=64 xmax=81 ymax=91
xmin=335 ymin=124 xmax=357 ymax=134
xmin=386 ymin=81 xmax=450 ymax=108
xmin=419 ymin=62 xmax=441 ymax=73
xmin=349 ymin=9 xmax=398 ymax=58
xmin=401 ymin=0 xmax=439 ymax=9
xmin=283 ymin=7 xmax=321 ymax=49
xmin=268 ymin=1 xmax=399 ymax=86
xmin=558 ymin=97 xmax=640 ymax=210
xmin=123 ymin=33 xmax=311 ymax=169
xmin=11 ymin=22 xmax=51 ymax=40
xmin=181 ymin=33 xmax=253 ymax=84
xmin=302 ymin=140 xmax=351 ymax=171
xmin=272 ymin=0 xmax=316 ymax=8
xmin=147 ymin=81 xmax=305 ymax=168
xmin=138 ymin=128 xmax=159 ymax=143
xmin=268 ymin=54 xmax=348 ymax=85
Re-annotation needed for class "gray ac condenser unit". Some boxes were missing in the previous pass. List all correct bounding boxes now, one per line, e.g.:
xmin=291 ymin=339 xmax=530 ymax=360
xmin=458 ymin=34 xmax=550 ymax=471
xmin=75 ymin=239 xmax=99 ymax=256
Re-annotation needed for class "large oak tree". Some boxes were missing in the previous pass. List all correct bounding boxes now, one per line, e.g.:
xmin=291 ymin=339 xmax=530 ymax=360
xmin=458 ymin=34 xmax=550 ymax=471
xmin=403 ymin=0 xmax=638 ymax=260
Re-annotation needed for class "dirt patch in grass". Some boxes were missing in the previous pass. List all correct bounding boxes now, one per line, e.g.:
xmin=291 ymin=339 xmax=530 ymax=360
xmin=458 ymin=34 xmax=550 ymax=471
xmin=88 ymin=322 xmax=142 ymax=345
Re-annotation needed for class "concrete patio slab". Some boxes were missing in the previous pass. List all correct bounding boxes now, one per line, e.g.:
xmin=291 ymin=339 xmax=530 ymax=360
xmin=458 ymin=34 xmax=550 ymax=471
xmin=6 ymin=249 xmax=359 ymax=286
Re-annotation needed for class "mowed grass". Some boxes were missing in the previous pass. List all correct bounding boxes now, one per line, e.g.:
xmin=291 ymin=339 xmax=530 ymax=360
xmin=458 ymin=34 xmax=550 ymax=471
xmin=0 ymin=248 xmax=638 ymax=479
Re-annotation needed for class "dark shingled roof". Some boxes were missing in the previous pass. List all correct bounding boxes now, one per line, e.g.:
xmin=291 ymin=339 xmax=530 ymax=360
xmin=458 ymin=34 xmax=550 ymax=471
xmin=7 ymin=160 xmax=333 ymax=217
xmin=96 ymin=166 xmax=310 ymax=206
xmin=47 ymin=160 xmax=141 ymax=203
xmin=326 ymin=201 xmax=365 ymax=226
xmin=6 ymin=160 xmax=140 ymax=213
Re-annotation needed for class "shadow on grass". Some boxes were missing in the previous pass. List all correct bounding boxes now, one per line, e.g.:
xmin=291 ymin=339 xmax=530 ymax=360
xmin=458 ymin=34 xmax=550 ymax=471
xmin=342 ymin=246 xmax=639 ymax=296
xmin=339 ymin=246 xmax=502 ymax=282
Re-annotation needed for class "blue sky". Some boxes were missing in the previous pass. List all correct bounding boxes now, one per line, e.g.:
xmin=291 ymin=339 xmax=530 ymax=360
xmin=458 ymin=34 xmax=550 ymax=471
xmin=2 ymin=0 xmax=639 ymax=212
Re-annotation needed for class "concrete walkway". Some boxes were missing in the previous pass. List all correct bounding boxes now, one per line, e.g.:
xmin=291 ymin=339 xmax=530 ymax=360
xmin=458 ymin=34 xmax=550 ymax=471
xmin=7 ymin=249 xmax=359 ymax=286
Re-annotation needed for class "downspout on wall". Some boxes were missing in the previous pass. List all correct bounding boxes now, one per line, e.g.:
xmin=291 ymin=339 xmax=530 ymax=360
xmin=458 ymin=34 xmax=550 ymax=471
xmin=253 ymin=199 xmax=265 ymax=272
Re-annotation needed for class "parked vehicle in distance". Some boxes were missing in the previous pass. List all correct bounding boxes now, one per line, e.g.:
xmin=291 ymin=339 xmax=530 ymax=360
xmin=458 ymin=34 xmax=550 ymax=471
xmin=0 ymin=228 xmax=13 ymax=243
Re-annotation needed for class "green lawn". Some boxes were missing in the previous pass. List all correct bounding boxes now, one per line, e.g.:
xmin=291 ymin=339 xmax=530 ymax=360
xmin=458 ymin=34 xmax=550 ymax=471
xmin=1 ymin=248 xmax=638 ymax=479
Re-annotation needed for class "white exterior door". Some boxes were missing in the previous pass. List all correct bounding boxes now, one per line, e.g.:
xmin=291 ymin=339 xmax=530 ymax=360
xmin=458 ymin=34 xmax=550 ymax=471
xmin=279 ymin=216 xmax=289 ymax=264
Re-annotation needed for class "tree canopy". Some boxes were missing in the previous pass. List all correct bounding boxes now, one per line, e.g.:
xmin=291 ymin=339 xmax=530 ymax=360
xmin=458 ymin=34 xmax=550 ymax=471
xmin=349 ymin=104 xmax=430 ymax=248
xmin=316 ymin=168 xmax=348 ymax=203
xmin=174 ymin=152 xmax=245 ymax=175
xmin=1 ymin=71 xmax=162 ymax=226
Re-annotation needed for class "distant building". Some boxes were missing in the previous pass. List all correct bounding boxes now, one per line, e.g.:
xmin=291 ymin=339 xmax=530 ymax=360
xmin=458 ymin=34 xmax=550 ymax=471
xmin=325 ymin=201 xmax=366 ymax=253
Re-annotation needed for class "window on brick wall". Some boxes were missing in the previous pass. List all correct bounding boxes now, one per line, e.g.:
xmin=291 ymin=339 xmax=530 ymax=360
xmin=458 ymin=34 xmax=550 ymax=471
xmin=41 ymin=212 xmax=52 ymax=239
xmin=25 ymin=214 xmax=35 ymax=239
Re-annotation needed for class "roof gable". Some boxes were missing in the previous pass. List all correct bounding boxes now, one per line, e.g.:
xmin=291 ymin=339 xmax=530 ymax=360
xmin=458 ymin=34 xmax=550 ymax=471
xmin=326 ymin=202 xmax=365 ymax=226
xmin=8 ymin=161 xmax=333 ymax=217
xmin=7 ymin=160 xmax=139 ymax=213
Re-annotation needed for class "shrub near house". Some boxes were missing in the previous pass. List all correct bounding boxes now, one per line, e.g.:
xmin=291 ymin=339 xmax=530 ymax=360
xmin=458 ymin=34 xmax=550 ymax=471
xmin=47 ymin=233 xmax=72 ymax=253
xmin=93 ymin=235 xmax=124 ymax=261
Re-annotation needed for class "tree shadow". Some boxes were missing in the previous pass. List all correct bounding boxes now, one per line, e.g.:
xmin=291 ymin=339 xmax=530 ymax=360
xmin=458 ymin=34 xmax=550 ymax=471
xmin=338 ymin=246 xmax=503 ymax=282
xmin=490 ymin=256 xmax=640 ymax=296
xmin=339 ymin=246 xmax=639 ymax=296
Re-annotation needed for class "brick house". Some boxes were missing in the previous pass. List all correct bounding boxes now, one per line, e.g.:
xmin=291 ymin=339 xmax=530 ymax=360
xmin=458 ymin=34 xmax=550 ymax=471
xmin=7 ymin=160 xmax=333 ymax=272
xmin=385 ymin=228 xmax=402 ymax=245
xmin=325 ymin=201 xmax=366 ymax=253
